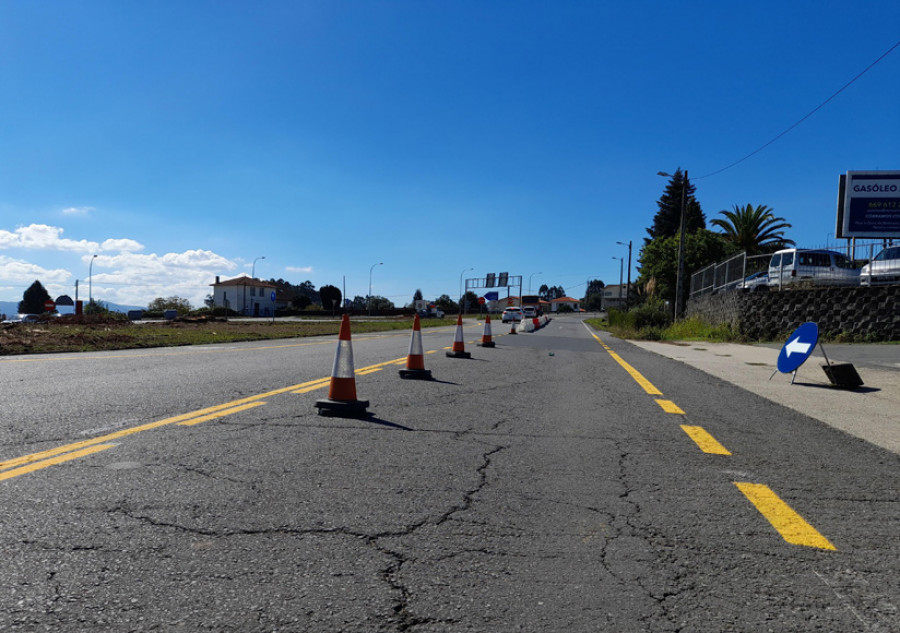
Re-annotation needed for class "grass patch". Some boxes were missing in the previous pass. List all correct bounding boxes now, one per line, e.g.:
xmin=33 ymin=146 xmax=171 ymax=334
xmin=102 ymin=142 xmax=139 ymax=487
xmin=0 ymin=316 xmax=454 ymax=356
xmin=585 ymin=316 xmax=741 ymax=343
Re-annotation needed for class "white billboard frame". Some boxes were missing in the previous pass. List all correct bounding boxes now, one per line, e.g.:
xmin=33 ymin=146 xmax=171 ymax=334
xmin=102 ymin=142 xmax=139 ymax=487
xmin=838 ymin=170 xmax=900 ymax=239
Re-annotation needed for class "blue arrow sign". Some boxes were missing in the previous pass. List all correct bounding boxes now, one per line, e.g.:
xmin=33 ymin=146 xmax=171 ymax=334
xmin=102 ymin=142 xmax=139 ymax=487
xmin=777 ymin=322 xmax=819 ymax=374
xmin=270 ymin=291 xmax=277 ymax=303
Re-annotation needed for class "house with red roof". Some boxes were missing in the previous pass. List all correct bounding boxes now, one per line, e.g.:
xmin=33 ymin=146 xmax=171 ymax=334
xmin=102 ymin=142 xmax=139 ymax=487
xmin=211 ymin=275 xmax=278 ymax=316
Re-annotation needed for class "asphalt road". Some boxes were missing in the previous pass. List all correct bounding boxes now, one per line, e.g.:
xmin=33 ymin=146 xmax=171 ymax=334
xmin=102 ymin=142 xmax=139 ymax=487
xmin=1 ymin=316 xmax=898 ymax=632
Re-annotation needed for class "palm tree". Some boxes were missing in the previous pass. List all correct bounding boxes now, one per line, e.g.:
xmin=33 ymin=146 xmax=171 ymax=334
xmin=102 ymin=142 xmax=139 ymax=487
xmin=711 ymin=204 xmax=795 ymax=255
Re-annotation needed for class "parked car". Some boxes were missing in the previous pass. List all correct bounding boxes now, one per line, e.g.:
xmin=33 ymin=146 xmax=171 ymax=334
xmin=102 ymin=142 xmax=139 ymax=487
xmin=739 ymin=271 xmax=769 ymax=291
xmin=767 ymin=249 xmax=860 ymax=287
xmin=860 ymin=245 xmax=900 ymax=285
xmin=522 ymin=306 xmax=537 ymax=318
xmin=501 ymin=307 xmax=523 ymax=323
xmin=2 ymin=313 xmax=42 ymax=323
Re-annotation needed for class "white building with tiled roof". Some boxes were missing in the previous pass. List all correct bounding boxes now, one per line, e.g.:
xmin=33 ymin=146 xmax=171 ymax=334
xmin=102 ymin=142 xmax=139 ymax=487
xmin=211 ymin=275 xmax=278 ymax=316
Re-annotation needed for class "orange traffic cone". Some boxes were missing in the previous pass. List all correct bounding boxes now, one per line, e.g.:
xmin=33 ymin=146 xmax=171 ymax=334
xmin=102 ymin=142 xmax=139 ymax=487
xmin=509 ymin=319 xmax=517 ymax=335
xmin=400 ymin=314 xmax=433 ymax=380
xmin=315 ymin=314 xmax=370 ymax=417
xmin=446 ymin=313 xmax=471 ymax=358
xmin=478 ymin=313 xmax=495 ymax=348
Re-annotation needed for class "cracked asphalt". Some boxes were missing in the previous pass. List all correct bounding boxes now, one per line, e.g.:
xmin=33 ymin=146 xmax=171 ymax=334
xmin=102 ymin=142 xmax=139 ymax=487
xmin=1 ymin=316 xmax=898 ymax=632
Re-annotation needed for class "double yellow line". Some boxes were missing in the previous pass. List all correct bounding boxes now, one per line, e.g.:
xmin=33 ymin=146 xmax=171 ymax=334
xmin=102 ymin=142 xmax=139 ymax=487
xmin=0 ymin=351 xmax=429 ymax=483
xmin=586 ymin=326 xmax=835 ymax=551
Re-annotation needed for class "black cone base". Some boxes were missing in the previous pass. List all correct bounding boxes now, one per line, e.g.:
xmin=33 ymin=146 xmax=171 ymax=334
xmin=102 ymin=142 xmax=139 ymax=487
xmin=446 ymin=350 xmax=471 ymax=359
xmin=399 ymin=368 xmax=433 ymax=380
xmin=477 ymin=341 xmax=496 ymax=348
xmin=315 ymin=398 xmax=370 ymax=418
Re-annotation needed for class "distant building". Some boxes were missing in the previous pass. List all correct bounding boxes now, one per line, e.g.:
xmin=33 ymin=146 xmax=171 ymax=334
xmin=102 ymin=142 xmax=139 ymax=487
xmin=550 ymin=296 xmax=581 ymax=312
xmin=601 ymin=284 xmax=629 ymax=310
xmin=211 ymin=275 xmax=277 ymax=316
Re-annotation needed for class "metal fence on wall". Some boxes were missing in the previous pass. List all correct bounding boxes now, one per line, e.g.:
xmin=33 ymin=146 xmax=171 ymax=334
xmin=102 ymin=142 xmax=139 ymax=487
xmin=689 ymin=239 xmax=897 ymax=298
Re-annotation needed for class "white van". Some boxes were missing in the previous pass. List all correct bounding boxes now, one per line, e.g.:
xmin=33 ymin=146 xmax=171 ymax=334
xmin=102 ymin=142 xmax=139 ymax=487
xmin=767 ymin=249 xmax=860 ymax=287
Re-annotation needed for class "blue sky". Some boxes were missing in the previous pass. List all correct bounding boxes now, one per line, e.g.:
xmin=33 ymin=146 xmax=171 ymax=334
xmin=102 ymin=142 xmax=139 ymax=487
xmin=1 ymin=1 xmax=898 ymax=309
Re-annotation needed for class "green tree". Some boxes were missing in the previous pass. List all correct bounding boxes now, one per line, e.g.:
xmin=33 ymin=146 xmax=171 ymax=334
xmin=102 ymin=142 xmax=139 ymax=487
xmin=647 ymin=169 xmax=705 ymax=242
xmin=461 ymin=290 xmax=480 ymax=313
xmin=583 ymin=279 xmax=605 ymax=311
xmin=147 ymin=296 xmax=193 ymax=314
xmin=638 ymin=230 xmax=737 ymax=313
xmin=413 ymin=288 xmax=423 ymax=302
xmin=433 ymin=294 xmax=459 ymax=313
xmin=319 ymin=285 xmax=342 ymax=311
xmin=368 ymin=296 xmax=394 ymax=311
xmin=710 ymin=203 xmax=795 ymax=255
xmin=18 ymin=280 xmax=52 ymax=314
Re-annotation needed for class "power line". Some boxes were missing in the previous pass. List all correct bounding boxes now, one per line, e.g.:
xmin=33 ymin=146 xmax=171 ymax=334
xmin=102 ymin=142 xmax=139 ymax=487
xmin=698 ymin=38 xmax=900 ymax=179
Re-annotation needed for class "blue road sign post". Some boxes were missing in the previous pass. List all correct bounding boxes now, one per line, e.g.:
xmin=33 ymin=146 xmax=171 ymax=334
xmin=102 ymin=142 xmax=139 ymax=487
xmin=772 ymin=322 xmax=819 ymax=384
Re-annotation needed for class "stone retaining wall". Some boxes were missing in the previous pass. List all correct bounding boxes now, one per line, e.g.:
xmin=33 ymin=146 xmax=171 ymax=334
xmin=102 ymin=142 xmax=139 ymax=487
xmin=686 ymin=285 xmax=900 ymax=341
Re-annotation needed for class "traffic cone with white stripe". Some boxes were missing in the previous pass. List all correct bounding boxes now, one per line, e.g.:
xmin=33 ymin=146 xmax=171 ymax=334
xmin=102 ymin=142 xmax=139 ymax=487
xmin=315 ymin=314 xmax=370 ymax=417
xmin=446 ymin=313 xmax=471 ymax=358
xmin=478 ymin=313 xmax=495 ymax=348
xmin=400 ymin=314 xmax=433 ymax=380
xmin=509 ymin=319 xmax=517 ymax=335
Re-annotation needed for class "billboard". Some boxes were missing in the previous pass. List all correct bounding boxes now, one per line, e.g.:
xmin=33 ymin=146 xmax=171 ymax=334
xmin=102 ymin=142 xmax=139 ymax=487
xmin=837 ymin=171 xmax=900 ymax=238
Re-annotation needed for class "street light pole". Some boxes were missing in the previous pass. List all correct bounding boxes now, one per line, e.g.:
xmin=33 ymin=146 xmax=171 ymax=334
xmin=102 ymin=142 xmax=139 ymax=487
xmin=657 ymin=170 xmax=688 ymax=320
xmin=369 ymin=262 xmax=383 ymax=315
xmin=88 ymin=254 xmax=98 ymax=305
xmin=612 ymin=256 xmax=623 ymax=305
xmin=616 ymin=240 xmax=632 ymax=307
xmin=528 ymin=272 xmax=542 ymax=294
xmin=252 ymin=255 xmax=265 ymax=280
xmin=459 ymin=267 xmax=473 ymax=314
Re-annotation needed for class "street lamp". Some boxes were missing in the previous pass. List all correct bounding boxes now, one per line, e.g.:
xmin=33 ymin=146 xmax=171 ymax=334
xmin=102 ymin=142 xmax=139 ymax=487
xmin=612 ymin=256 xmax=623 ymax=304
xmin=657 ymin=170 xmax=688 ymax=319
xmin=616 ymin=240 xmax=632 ymax=307
xmin=369 ymin=262 xmax=383 ymax=315
xmin=252 ymin=255 xmax=265 ymax=280
xmin=528 ymin=272 xmax=542 ymax=294
xmin=459 ymin=267 xmax=473 ymax=313
xmin=88 ymin=254 xmax=98 ymax=305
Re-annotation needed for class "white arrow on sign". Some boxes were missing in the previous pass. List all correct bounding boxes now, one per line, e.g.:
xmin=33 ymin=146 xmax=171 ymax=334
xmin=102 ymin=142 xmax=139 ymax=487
xmin=785 ymin=336 xmax=812 ymax=357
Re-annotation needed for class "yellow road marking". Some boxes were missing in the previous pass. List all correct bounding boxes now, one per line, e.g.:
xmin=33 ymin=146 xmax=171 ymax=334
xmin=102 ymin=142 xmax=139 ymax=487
xmin=178 ymin=402 xmax=267 ymax=426
xmin=0 ymin=349 xmax=423 ymax=482
xmin=356 ymin=367 xmax=383 ymax=376
xmin=655 ymin=399 xmax=685 ymax=414
xmin=0 ymin=444 xmax=116 ymax=481
xmin=586 ymin=329 xmax=663 ymax=396
xmin=292 ymin=378 xmax=331 ymax=394
xmin=680 ymin=425 xmax=732 ymax=455
xmin=734 ymin=482 xmax=836 ymax=550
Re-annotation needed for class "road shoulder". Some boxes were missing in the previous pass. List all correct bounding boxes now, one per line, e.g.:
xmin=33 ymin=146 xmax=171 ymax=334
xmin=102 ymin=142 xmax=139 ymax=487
xmin=625 ymin=338 xmax=900 ymax=456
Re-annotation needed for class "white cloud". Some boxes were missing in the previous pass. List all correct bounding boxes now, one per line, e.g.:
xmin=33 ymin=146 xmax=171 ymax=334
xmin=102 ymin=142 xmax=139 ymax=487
xmin=0 ymin=255 xmax=71 ymax=284
xmin=286 ymin=265 xmax=314 ymax=273
xmin=0 ymin=222 xmax=240 ymax=308
xmin=81 ymin=249 xmax=238 ymax=308
xmin=0 ymin=224 xmax=98 ymax=252
xmin=100 ymin=238 xmax=144 ymax=253
xmin=61 ymin=206 xmax=95 ymax=216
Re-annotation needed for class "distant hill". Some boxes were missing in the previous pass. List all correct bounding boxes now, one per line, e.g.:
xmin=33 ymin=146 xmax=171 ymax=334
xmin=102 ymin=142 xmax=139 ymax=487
xmin=1 ymin=299 xmax=143 ymax=319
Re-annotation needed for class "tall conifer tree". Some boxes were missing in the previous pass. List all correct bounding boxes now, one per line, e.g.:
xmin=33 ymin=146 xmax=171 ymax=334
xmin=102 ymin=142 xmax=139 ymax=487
xmin=646 ymin=169 xmax=705 ymax=242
